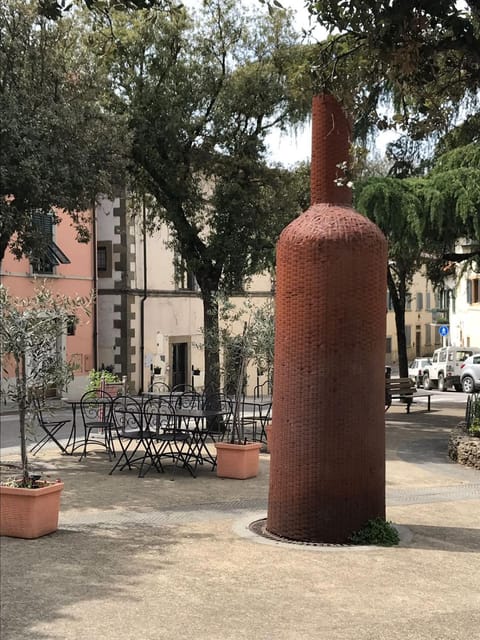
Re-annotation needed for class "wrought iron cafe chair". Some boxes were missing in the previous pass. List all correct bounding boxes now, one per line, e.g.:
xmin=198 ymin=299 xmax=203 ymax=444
xmin=77 ymin=390 xmax=114 ymax=461
xmin=109 ymin=395 xmax=161 ymax=477
xmin=143 ymin=396 xmax=196 ymax=478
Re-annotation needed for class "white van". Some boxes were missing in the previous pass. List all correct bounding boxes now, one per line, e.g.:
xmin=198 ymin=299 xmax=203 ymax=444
xmin=422 ymin=346 xmax=480 ymax=391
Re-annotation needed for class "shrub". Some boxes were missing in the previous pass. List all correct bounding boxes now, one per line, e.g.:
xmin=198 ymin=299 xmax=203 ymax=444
xmin=87 ymin=368 xmax=120 ymax=392
xmin=348 ymin=517 xmax=400 ymax=546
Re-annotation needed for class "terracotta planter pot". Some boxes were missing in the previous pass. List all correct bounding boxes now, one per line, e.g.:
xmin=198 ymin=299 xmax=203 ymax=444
xmin=214 ymin=442 xmax=262 ymax=479
xmin=0 ymin=481 xmax=64 ymax=539
xmin=98 ymin=383 xmax=122 ymax=398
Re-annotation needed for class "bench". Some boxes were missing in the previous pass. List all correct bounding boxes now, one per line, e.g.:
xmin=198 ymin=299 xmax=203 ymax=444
xmin=385 ymin=377 xmax=432 ymax=413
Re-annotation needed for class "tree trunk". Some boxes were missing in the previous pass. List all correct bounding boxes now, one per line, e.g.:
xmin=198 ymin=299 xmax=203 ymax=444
xmin=18 ymin=354 xmax=30 ymax=485
xmin=0 ymin=236 xmax=8 ymax=264
xmin=387 ymin=267 xmax=409 ymax=378
xmin=201 ymin=287 xmax=221 ymax=395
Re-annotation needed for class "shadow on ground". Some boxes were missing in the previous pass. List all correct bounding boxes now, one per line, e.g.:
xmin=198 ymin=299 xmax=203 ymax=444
xmin=404 ymin=523 xmax=480 ymax=553
xmin=0 ymin=524 xmax=194 ymax=640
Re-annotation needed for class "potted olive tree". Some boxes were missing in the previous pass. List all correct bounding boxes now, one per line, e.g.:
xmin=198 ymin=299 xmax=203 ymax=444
xmin=0 ymin=284 xmax=91 ymax=538
xmin=215 ymin=302 xmax=274 ymax=479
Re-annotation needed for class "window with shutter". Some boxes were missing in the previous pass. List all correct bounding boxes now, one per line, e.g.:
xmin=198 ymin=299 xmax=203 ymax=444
xmin=426 ymin=292 xmax=431 ymax=311
xmin=469 ymin=279 xmax=480 ymax=304
xmin=174 ymin=252 xmax=198 ymax=291
xmin=31 ymin=211 xmax=70 ymax=274
xmin=405 ymin=325 xmax=411 ymax=346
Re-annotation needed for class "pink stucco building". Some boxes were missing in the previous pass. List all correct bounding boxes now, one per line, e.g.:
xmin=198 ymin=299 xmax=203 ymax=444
xmin=0 ymin=209 xmax=95 ymax=398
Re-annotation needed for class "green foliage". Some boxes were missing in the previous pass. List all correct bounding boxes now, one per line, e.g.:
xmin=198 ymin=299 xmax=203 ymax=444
xmin=469 ymin=422 xmax=480 ymax=437
xmin=96 ymin=0 xmax=307 ymax=394
xmin=353 ymin=141 xmax=480 ymax=376
xmin=304 ymin=1 xmax=480 ymax=140
xmin=348 ymin=518 xmax=400 ymax=547
xmin=468 ymin=397 xmax=480 ymax=437
xmin=38 ymin=0 xmax=173 ymax=21
xmin=86 ymin=368 xmax=121 ymax=392
xmin=0 ymin=284 xmax=92 ymax=485
xmin=0 ymin=0 xmax=127 ymax=262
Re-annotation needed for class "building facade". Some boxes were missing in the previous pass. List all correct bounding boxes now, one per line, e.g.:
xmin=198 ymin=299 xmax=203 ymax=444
xmin=0 ymin=209 xmax=95 ymax=400
xmin=95 ymin=192 xmax=274 ymax=395
xmin=385 ymin=271 xmax=440 ymax=366
xmin=445 ymin=240 xmax=480 ymax=349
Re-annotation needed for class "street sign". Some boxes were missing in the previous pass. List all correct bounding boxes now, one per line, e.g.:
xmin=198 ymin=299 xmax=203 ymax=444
xmin=439 ymin=325 xmax=449 ymax=337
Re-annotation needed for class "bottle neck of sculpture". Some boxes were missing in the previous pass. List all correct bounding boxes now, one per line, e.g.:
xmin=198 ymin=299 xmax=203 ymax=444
xmin=310 ymin=94 xmax=352 ymax=207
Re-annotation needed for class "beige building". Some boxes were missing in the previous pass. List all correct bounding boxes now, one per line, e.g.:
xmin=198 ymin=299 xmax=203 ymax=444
xmin=95 ymin=192 xmax=273 ymax=395
xmin=97 ymin=192 xmax=480 ymax=387
xmin=385 ymin=270 xmax=440 ymax=366
xmin=444 ymin=240 xmax=480 ymax=349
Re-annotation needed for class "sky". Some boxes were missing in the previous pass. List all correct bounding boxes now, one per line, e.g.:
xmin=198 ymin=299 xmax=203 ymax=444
xmin=262 ymin=0 xmax=400 ymax=167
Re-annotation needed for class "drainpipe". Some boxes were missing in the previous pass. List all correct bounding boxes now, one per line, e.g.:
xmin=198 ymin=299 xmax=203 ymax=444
xmin=92 ymin=197 xmax=98 ymax=371
xmin=139 ymin=196 xmax=147 ymax=393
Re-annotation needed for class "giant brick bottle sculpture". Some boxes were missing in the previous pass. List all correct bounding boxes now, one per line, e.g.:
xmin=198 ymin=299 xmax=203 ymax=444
xmin=266 ymin=94 xmax=388 ymax=543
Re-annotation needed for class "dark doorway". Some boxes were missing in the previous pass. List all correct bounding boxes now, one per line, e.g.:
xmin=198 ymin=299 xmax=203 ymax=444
xmin=172 ymin=342 xmax=188 ymax=389
xmin=416 ymin=325 xmax=422 ymax=357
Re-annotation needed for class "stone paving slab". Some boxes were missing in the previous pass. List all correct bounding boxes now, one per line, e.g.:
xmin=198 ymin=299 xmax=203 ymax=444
xmin=1 ymin=402 xmax=479 ymax=640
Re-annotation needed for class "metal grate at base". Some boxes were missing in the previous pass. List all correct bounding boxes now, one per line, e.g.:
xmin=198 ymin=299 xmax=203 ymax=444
xmin=248 ymin=518 xmax=351 ymax=548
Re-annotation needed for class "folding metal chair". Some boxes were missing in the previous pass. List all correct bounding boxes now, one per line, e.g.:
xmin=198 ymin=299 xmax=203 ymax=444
xmin=30 ymin=396 xmax=72 ymax=456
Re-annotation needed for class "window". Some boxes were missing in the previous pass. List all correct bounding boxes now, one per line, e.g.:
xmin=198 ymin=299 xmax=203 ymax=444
xmin=405 ymin=294 xmax=412 ymax=311
xmin=386 ymin=337 xmax=392 ymax=354
xmin=97 ymin=241 xmax=112 ymax=278
xmin=466 ymin=279 xmax=480 ymax=304
xmin=386 ymin=292 xmax=393 ymax=311
xmin=416 ymin=292 xmax=423 ymax=311
xmin=31 ymin=211 xmax=70 ymax=274
xmin=97 ymin=246 xmax=107 ymax=271
xmin=67 ymin=315 xmax=77 ymax=336
xmin=174 ymin=254 xmax=198 ymax=291
xmin=426 ymin=292 xmax=431 ymax=311
xmin=405 ymin=325 xmax=411 ymax=346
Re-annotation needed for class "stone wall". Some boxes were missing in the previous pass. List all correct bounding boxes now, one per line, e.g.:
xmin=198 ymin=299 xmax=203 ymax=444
xmin=448 ymin=423 xmax=480 ymax=470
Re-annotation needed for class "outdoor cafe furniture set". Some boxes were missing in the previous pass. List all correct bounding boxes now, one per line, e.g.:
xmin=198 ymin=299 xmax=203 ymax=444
xmin=31 ymin=388 xmax=272 ymax=479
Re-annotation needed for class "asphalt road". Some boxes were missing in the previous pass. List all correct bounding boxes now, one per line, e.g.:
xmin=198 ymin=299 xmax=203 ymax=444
xmin=0 ymin=407 xmax=75 ymax=451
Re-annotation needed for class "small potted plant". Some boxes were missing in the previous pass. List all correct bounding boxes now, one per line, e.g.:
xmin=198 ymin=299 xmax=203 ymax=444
xmin=86 ymin=367 xmax=123 ymax=397
xmin=0 ymin=284 xmax=91 ymax=538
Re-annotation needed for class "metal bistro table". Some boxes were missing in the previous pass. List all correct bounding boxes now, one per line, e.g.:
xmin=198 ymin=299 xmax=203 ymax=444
xmin=110 ymin=400 xmax=227 ymax=478
xmin=171 ymin=407 xmax=230 ymax=474
xmin=62 ymin=397 xmax=113 ymax=457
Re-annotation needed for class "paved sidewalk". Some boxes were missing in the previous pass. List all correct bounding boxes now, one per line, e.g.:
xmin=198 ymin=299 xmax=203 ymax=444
xmin=1 ymin=402 xmax=479 ymax=640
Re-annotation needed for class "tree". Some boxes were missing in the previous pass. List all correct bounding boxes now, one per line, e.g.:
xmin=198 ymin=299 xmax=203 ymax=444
xmin=100 ymin=0 xmax=307 ymax=393
xmin=0 ymin=0 xmax=126 ymax=263
xmin=37 ymin=0 xmax=171 ymax=21
xmin=354 ymin=141 xmax=480 ymax=376
xmin=0 ymin=285 xmax=91 ymax=486
xmin=303 ymin=1 xmax=480 ymax=140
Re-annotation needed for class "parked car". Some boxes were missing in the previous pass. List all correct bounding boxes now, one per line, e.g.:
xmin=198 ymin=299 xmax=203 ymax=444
xmin=460 ymin=354 xmax=480 ymax=393
xmin=408 ymin=358 xmax=432 ymax=388
xmin=423 ymin=346 xmax=480 ymax=391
